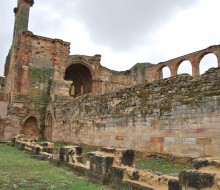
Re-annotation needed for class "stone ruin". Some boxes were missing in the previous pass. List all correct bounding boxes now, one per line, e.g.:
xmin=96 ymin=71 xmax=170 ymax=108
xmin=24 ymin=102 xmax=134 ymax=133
xmin=0 ymin=0 xmax=220 ymax=158
xmin=1 ymin=0 xmax=220 ymax=189
xmin=9 ymin=135 xmax=220 ymax=190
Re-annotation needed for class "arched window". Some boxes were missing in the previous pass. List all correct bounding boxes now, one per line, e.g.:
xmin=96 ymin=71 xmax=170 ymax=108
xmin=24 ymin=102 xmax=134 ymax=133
xmin=177 ymin=60 xmax=192 ymax=75
xmin=199 ymin=53 xmax=218 ymax=74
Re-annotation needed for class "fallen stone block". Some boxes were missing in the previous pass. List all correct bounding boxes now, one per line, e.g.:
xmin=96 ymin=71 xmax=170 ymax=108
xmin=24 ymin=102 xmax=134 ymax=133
xmin=179 ymin=170 xmax=215 ymax=189
xmin=168 ymin=179 xmax=182 ymax=190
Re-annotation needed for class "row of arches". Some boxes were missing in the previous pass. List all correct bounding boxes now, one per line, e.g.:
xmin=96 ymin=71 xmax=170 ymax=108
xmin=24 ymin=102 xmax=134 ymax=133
xmin=160 ymin=53 xmax=218 ymax=79
xmin=63 ymin=53 xmax=219 ymax=95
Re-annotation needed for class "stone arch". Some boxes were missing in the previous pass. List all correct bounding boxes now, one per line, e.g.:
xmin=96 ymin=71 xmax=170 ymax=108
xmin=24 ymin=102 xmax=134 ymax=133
xmin=158 ymin=65 xmax=171 ymax=79
xmin=22 ymin=116 xmax=39 ymax=140
xmin=199 ymin=53 xmax=218 ymax=74
xmin=64 ymin=63 xmax=93 ymax=96
xmin=44 ymin=112 xmax=53 ymax=141
xmin=177 ymin=60 xmax=192 ymax=75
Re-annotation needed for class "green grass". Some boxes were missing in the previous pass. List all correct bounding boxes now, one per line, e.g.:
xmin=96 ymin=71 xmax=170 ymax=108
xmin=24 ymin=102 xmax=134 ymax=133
xmin=0 ymin=144 xmax=106 ymax=190
xmin=36 ymin=140 xmax=69 ymax=148
xmin=135 ymin=157 xmax=193 ymax=176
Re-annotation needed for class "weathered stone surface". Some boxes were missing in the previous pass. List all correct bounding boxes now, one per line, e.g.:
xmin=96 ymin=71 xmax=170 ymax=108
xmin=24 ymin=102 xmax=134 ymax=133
xmin=179 ymin=170 xmax=215 ymax=189
xmin=192 ymin=159 xmax=212 ymax=170
xmin=121 ymin=149 xmax=135 ymax=166
xmin=49 ymin=67 xmax=220 ymax=157
xmin=168 ymin=179 xmax=182 ymax=190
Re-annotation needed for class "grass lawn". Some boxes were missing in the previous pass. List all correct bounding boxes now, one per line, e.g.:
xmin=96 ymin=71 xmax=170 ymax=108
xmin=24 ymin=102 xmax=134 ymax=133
xmin=0 ymin=144 xmax=106 ymax=190
xmin=135 ymin=157 xmax=193 ymax=176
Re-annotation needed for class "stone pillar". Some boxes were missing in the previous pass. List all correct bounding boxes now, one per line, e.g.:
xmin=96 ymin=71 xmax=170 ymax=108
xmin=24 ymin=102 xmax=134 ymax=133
xmin=170 ymin=65 xmax=178 ymax=77
xmin=215 ymin=52 xmax=220 ymax=67
xmin=191 ymin=58 xmax=200 ymax=77
xmin=150 ymin=68 xmax=160 ymax=82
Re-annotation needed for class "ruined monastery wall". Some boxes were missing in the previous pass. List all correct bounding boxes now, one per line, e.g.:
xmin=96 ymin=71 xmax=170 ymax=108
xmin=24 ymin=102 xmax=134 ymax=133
xmin=50 ymin=68 xmax=220 ymax=157
xmin=2 ymin=32 xmax=70 ymax=140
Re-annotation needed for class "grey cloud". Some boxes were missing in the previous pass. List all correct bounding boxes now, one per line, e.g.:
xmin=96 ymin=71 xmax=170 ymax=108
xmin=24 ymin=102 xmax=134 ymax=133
xmin=30 ymin=0 xmax=201 ymax=51
xmin=29 ymin=2 xmax=64 ymax=37
xmin=71 ymin=0 xmax=201 ymax=51
xmin=0 ymin=1 xmax=16 ymax=74
xmin=0 ymin=0 xmax=201 ymax=75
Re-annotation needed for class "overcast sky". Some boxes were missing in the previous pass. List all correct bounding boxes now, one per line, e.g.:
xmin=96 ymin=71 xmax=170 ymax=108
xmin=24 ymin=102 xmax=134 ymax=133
xmin=0 ymin=0 xmax=220 ymax=77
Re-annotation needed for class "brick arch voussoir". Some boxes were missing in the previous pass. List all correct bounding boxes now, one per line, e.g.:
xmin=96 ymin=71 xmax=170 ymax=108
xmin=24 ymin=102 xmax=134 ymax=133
xmin=64 ymin=61 xmax=95 ymax=80
xmin=197 ymin=51 xmax=218 ymax=65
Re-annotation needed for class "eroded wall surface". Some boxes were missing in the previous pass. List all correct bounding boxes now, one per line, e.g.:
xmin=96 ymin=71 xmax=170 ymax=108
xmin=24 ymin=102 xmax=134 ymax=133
xmin=50 ymin=67 xmax=220 ymax=157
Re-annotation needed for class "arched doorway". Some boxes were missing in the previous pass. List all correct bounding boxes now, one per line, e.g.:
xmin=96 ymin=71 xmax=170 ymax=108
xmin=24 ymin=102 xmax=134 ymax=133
xmin=44 ymin=113 xmax=53 ymax=141
xmin=23 ymin=116 xmax=39 ymax=140
xmin=64 ymin=63 xmax=93 ymax=97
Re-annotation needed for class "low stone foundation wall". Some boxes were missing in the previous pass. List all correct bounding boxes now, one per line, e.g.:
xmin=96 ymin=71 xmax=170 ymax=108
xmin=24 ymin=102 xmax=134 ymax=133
xmin=10 ymin=135 xmax=220 ymax=190
xmin=10 ymin=135 xmax=179 ymax=190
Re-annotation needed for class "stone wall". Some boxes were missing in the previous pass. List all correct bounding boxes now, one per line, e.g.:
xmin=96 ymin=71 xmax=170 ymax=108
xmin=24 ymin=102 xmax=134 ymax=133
xmin=2 ymin=31 xmax=70 ymax=140
xmin=49 ymin=67 xmax=220 ymax=157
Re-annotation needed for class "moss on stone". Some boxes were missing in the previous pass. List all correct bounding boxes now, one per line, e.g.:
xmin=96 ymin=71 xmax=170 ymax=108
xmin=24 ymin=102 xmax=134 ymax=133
xmin=30 ymin=96 xmax=51 ymax=105
xmin=202 ymin=90 xmax=220 ymax=97
xmin=14 ymin=94 xmax=29 ymax=103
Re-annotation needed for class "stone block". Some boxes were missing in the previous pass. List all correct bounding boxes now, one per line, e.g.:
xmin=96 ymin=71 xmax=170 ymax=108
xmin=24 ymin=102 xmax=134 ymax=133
xmin=168 ymin=179 xmax=182 ymax=190
xmin=124 ymin=180 xmax=154 ymax=190
xmin=87 ymin=170 xmax=110 ymax=185
xmin=164 ymin=137 xmax=175 ymax=143
xmin=121 ymin=149 xmax=135 ymax=166
xmin=51 ymin=148 xmax=61 ymax=162
xmin=163 ymin=130 xmax=178 ymax=136
xmin=192 ymin=159 xmax=211 ymax=170
xmin=90 ymin=155 xmax=113 ymax=175
xmin=42 ymin=147 xmax=54 ymax=154
xmin=109 ymin=166 xmax=125 ymax=180
xmin=150 ymin=137 xmax=164 ymax=142
xmin=146 ymin=142 xmax=163 ymax=153
xmin=179 ymin=171 xmax=215 ymax=189
xmin=67 ymin=163 xmax=86 ymax=176
xmin=196 ymin=138 xmax=212 ymax=145
xmin=182 ymin=138 xmax=196 ymax=144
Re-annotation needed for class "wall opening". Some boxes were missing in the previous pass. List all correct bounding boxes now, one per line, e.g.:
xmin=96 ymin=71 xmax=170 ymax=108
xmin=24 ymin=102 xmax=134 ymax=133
xmin=160 ymin=66 xmax=171 ymax=79
xmin=199 ymin=53 xmax=218 ymax=74
xmin=23 ymin=116 xmax=39 ymax=140
xmin=44 ymin=113 xmax=53 ymax=141
xmin=177 ymin=60 xmax=192 ymax=75
xmin=64 ymin=63 xmax=93 ymax=97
